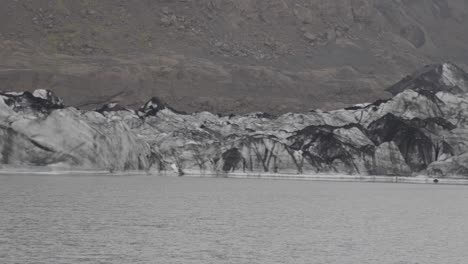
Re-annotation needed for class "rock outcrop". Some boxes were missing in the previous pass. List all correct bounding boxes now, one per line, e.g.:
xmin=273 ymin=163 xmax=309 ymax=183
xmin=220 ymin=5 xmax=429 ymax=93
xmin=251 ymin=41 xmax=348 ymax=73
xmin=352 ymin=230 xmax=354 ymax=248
xmin=0 ymin=62 xmax=467 ymax=178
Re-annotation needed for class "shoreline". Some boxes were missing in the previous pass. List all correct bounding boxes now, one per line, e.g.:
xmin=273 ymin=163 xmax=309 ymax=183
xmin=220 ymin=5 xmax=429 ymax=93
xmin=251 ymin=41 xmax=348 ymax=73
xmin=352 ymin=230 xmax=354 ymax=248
xmin=0 ymin=168 xmax=467 ymax=185
xmin=181 ymin=172 xmax=468 ymax=185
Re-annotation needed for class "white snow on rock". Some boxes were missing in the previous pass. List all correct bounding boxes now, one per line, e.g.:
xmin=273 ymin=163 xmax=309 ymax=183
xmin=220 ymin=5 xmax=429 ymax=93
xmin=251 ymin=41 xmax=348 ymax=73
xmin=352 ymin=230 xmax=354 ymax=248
xmin=441 ymin=63 xmax=468 ymax=92
xmin=32 ymin=89 xmax=49 ymax=100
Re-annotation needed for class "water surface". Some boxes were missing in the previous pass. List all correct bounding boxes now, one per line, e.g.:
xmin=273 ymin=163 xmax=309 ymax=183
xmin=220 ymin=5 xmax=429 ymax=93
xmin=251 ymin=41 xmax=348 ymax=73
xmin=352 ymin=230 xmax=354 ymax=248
xmin=1 ymin=175 xmax=467 ymax=264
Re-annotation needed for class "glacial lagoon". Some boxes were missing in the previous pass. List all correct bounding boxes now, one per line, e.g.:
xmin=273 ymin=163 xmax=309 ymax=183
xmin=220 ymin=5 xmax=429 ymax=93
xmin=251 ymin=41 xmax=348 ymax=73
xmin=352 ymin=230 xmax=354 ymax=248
xmin=1 ymin=174 xmax=468 ymax=264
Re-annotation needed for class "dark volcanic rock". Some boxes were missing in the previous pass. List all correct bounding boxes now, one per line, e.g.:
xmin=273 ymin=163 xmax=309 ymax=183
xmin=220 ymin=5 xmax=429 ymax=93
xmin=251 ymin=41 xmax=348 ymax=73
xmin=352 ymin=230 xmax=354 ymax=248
xmin=138 ymin=97 xmax=186 ymax=117
xmin=0 ymin=89 xmax=64 ymax=114
xmin=138 ymin=97 xmax=170 ymax=117
xmin=96 ymin=103 xmax=132 ymax=113
xmin=367 ymin=114 xmax=439 ymax=171
xmin=221 ymin=148 xmax=243 ymax=172
xmin=288 ymin=124 xmax=374 ymax=174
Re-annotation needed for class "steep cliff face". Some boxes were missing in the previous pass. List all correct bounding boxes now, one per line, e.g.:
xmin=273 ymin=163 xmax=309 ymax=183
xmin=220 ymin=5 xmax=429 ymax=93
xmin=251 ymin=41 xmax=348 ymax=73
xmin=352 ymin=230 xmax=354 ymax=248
xmin=0 ymin=90 xmax=152 ymax=171
xmin=0 ymin=63 xmax=467 ymax=177
xmin=1 ymin=1 xmax=468 ymax=113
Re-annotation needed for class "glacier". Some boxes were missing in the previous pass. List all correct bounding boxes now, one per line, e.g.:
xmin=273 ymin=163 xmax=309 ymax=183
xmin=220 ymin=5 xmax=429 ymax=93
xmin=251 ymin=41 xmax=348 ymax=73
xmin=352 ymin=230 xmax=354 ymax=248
xmin=0 ymin=62 xmax=467 ymax=178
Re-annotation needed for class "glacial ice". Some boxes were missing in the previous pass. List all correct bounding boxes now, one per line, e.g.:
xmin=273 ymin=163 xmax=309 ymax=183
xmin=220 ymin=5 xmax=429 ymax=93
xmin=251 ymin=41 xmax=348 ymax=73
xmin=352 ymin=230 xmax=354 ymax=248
xmin=0 ymin=63 xmax=467 ymax=177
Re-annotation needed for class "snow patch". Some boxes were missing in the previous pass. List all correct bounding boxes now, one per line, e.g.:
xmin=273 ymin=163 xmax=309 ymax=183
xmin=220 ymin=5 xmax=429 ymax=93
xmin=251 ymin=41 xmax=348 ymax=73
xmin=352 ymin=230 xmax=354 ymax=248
xmin=144 ymin=101 xmax=158 ymax=110
xmin=32 ymin=89 xmax=49 ymax=100
xmin=108 ymin=103 xmax=118 ymax=108
xmin=441 ymin=63 xmax=468 ymax=91
xmin=5 ymin=92 xmax=24 ymax=96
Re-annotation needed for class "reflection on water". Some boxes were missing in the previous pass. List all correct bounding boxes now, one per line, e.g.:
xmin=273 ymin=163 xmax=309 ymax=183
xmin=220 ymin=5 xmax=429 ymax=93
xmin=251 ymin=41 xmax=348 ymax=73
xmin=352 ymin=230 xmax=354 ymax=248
xmin=1 ymin=175 xmax=467 ymax=264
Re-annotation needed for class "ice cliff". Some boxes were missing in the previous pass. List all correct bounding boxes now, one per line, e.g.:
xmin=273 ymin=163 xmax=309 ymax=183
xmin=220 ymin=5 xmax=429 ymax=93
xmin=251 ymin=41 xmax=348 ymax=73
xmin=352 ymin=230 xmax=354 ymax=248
xmin=0 ymin=62 xmax=467 ymax=178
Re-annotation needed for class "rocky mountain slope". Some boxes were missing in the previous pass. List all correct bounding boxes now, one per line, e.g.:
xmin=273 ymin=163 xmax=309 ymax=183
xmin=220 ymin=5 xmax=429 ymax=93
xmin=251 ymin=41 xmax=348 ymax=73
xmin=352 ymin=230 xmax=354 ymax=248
xmin=0 ymin=62 xmax=467 ymax=178
xmin=1 ymin=0 xmax=468 ymax=113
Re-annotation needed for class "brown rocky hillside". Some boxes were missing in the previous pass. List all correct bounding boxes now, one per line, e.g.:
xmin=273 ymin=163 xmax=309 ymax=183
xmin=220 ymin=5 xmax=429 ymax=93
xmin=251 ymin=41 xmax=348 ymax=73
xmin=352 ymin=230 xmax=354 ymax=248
xmin=1 ymin=0 xmax=468 ymax=113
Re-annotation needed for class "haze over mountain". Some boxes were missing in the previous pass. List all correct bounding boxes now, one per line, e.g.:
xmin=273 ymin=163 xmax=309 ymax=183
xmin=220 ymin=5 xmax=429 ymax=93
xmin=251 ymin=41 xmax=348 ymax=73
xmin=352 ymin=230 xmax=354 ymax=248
xmin=1 ymin=0 xmax=468 ymax=113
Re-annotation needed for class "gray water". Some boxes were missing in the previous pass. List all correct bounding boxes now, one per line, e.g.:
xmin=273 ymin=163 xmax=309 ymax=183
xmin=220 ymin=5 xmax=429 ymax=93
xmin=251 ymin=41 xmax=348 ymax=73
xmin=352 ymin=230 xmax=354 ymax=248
xmin=1 ymin=175 xmax=468 ymax=264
